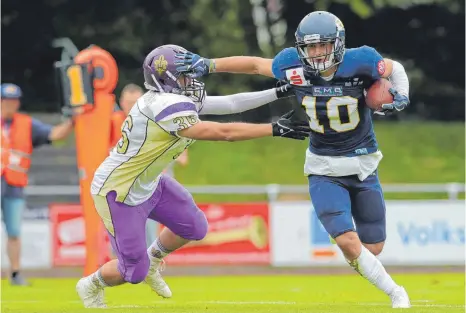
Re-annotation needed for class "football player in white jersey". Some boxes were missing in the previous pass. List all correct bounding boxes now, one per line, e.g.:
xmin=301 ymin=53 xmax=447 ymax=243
xmin=76 ymin=44 xmax=310 ymax=308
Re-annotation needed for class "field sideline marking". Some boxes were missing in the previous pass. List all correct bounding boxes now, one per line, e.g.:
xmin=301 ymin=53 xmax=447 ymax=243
xmin=2 ymin=299 xmax=464 ymax=309
xmin=193 ymin=301 xmax=465 ymax=308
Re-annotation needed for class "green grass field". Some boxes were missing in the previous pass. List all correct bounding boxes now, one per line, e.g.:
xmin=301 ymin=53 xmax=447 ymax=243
xmin=2 ymin=273 xmax=464 ymax=313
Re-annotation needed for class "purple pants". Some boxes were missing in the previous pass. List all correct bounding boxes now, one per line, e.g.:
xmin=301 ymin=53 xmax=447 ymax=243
xmin=102 ymin=175 xmax=208 ymax=284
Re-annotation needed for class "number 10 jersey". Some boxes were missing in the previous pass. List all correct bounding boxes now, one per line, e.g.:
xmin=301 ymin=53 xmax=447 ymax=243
xmin=271 ymin=45 xmax=387 ymax=180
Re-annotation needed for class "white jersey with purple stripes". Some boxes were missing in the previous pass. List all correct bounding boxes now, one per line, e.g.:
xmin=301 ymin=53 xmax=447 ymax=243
xmin=91 ymin=91 xmax=200 ymax=206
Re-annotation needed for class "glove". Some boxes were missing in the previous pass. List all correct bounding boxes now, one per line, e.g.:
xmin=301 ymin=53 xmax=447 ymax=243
xmin=174 ymin=51 xmax=214 ymax=78
xmin=272 ymin=110 xmax=310 ymax=140
xmin=375 ymin=88 xmax=409 ymax=115
xmin=275 ymin=81 xmax=294 ymax=99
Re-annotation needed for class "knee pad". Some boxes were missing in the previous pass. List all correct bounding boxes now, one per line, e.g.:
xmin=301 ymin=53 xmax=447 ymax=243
xmin=180 ymin=209 xmax=208 ymax=241
xmin=119 ymin=253 xmax=150 ymax=284
xmin=191 ymin=209 xmax=208 ymax=241
xmin=317 ymin=210 xmax=354 ymax=239
xmin=356 ymin=221 xmax=386 ymax=245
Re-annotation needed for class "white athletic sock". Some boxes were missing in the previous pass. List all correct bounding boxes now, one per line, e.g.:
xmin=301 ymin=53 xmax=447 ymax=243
xmin=147 ymin=237 xmax=172 ymax=261
xmin=85 ymin=268 xmax=108 ymax=289
xmin=347 ymin=245 xmax=398 ymax=295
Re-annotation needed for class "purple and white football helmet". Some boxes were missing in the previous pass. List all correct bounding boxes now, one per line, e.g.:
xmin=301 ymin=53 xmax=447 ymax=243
xmin=143 ymin=44 xmax=206 ymax=102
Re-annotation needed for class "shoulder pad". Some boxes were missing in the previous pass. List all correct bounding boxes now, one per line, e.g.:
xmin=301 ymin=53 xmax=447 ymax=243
xmin=272 ymin=48 xmax=302 ymax=80
xmin=338 ymin=46 xmax=384 ymax=79
xmin=149 ymin=94 xmax=197 ymax=122
xmin=272 ymin=48 xmax=311 ymax=86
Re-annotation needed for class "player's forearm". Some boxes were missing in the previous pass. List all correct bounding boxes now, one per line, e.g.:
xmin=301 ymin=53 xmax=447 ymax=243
xmin=48 ymin=119 xmax=74 ymax=141
xmin=213 ymin=57 xmax=274 ymax=77
xmin=200 ymin=88 xmax=277 ymax=115
xmin=178 ymin=121 xmax=272 ymax=141
xmin=220 ymin=123 xmax=272 ymax=141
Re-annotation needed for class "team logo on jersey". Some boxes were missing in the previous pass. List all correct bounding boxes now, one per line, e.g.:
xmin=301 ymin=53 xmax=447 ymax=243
xmin=312 ymin=86 xmax=343 ymax=97
xmin=154 ymin=55 xmax=168 ymax=75
xmin=354 ymin=148 xmax=369 ymax=155
xmin=377 ymin=60 xmax=385 ymax=76
xmin=285 ymin=68 xmax=307 ymax=85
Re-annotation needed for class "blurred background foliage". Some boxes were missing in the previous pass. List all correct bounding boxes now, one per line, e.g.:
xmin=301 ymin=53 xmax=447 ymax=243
xmin=2 ymin=0 xmax=464 ymax=121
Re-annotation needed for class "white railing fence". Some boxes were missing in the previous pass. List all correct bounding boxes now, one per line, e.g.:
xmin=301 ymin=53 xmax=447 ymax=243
xmin=25 ymin=183 xmax=465 ymax=201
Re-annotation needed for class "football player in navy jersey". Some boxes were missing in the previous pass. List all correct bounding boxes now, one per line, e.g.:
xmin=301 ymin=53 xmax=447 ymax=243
xmin=175 ymin=11 xmax=411 ymax=308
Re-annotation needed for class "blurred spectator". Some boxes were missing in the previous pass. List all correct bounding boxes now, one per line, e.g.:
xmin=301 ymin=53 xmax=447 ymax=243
xmin=110 ymin=83 xmax=144 ymax=147
xmin=1 ymin=83 xmax=75 ymax=285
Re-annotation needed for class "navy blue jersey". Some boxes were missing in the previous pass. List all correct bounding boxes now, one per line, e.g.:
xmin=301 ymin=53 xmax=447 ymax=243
xmin=272 ymin=46 xmax=385 ymax=157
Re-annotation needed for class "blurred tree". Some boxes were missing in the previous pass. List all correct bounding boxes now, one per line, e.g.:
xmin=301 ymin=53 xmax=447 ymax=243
xmin=307 ymin=0 xmax=463 ymax=18
xmin=186 ymin=0 xmax=275 ymax=97
xmin=283 ymin=0 xmax=465 ymax=120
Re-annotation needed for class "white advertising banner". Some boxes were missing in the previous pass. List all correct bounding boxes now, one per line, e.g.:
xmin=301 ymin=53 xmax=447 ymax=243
xmin=379 ymin=200 xmax=465 ymax=265
xmin=1 ymin=220 xmax=52 ymax=269
xmin=271 ymin=201 xmax=346 ymax=266
xmin=271 ymin=200 xmax=465 ymax=266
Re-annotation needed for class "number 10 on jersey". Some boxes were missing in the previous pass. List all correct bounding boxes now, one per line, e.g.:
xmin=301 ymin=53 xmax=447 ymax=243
xmin=302 ymin=96 xmax=360 ymax=133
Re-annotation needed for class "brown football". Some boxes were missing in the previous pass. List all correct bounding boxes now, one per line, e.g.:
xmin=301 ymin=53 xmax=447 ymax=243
xmin=365 ymin=78 xmax=394 ymax=110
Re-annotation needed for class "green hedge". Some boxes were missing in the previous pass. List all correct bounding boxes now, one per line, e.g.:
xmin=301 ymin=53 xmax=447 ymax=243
xmin=54 ymin=121 xmax=464 ymax=201
xmin=174 ymin=122 xmax=465 ymax=202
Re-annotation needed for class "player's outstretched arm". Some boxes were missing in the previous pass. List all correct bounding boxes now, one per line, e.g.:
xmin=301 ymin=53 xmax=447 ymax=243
xmin=199 ymin=84 xmax=293 ymax=116
xmin=175 ymin=51 xmax=274 ymax=78
xmin=178 ymin=110 xmax=309 ymax=142
xmin=213 ymin=56 xmax=274 ymax=77
xmin=178 ymin=121 xmax=272 ymax=141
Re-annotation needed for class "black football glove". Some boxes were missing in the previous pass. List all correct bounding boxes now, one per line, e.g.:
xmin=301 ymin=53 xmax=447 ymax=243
xmin=272 ymin=110 xmax=310 ymax=140
xmin=275 ymin=81 xmax=294 ymax=99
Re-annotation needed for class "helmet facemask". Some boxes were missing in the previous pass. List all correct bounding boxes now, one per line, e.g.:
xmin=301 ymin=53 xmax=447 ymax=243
xmin=297 ymin=36 xmax=345 ymax=74
xmin=173 ymin=75 xmax=206 ymax=103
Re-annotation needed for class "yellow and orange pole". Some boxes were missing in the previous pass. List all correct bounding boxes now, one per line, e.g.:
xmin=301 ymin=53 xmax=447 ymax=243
xmin=72 ymin=46 xmax=118 ymax=275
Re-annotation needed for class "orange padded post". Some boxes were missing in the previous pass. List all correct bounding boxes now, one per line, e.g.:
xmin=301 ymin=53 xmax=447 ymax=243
xmin=73 ymin=46 xmax=118 ymax=276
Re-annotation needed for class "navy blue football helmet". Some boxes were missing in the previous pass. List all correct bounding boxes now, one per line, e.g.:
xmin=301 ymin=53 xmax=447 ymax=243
xmin=295 ymin=11 xmax=346 ymax=75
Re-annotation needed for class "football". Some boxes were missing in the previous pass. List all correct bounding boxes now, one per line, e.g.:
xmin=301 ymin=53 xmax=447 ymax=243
xmin=365 ymin=78 xmax=394 ymax=110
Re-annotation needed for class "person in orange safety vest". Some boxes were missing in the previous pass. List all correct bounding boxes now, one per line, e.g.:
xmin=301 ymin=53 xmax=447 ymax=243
xmin=1 ymin=83 xmax=76 ymax=285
